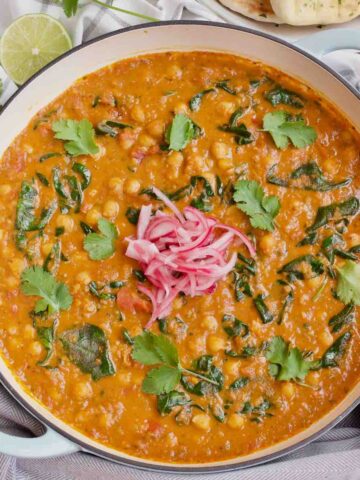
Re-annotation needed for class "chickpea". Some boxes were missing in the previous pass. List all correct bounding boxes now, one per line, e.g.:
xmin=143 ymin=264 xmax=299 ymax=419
xmin=348 ymin=233 xmax=360 ymax=248
xmin=9 ymin=258 xmax=26 ymax=276
xmin=102 ymin=200 xmax=120 ymax=218
xmin=56 ymin=214 xmax=74 ymax=233
xmin=108 ymin=177 xmax=123 ymax=194
xmin=174 ymin=102 xmax=189 ymax=115
xmin=119 ymin=136 xmax=135 ymax=150
xmin=207 ymin=335 xmax=226 ymax=354
xmin=131 ymin=105 xmax=146 ymax=123
xmin=281 ymin=382 xmax=295 ymax=399
xmin=227 ymin=413 xmax=245 ymax=429
xmin=189 ymin=336 xmax=206 ymax=355
xmin=23 ymin=324 xmax=36 ymax=340
xmin=118 ymin=371 xmax=132 ymax=386
xmin=186 ymin=154 xmax=205 ymax=174
xmin=138 ymin=133 xmax=156 ymax=147
xmin=259 ymin=234 xmax=276 ymax=255
xmin=41 ymin=243 xmax=53 ymax=256
xmin=7 ymin=325 xmax=18 ymax=335
xmin=84 ymin=301 xmax=97 ymax=314
xmin=5 ymin=276 xmax=17 ymax=289
xmin=76 ymin=271 xmax=92 ymax=285
xmin=0 ymin=184 xmax=11 ymax=196
xmin=319 ymin=329 xmax=333 ymax=348
xmin=217 ymin=101 xmax=235 ymax=116
xmin=167 ymin=64 xmax=182 ymax=79
xmin=217 ymin=158 xmax=234 ymax=172
xmin=192 ymin=413 xmax=211 ymax=431
xmin=147 ymin=120 xmax=164 ymax=138
xmin=123 ymin=178 xmax=141 ymax=196
xmin=86 ymin=207 xmax=101 ymax=225
xmin=307 ymin=276 xmax=323 ymax=289
xmin=223 ymin=360 xmax=240 ymax=377
xmin=167 ymin=151 xmax=184 ymax=180
xmin=28 ymin=341 xmax=43 ymax=356
xmin=201 ymin=315 xmax=218 ymax=331
xmin=73 ymin=382 xmax=93 ymax=400
xmin=211 ymin=141 xmax=232 ymax=160
xmin=322 ymin=158 xmax=338 ymax=174
xmin=307 ymin=371 xmax=320 ymax=386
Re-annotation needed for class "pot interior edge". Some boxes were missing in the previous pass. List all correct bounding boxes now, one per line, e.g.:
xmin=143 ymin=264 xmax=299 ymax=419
xmin=0 ymin=22 xmax=359 ymax=471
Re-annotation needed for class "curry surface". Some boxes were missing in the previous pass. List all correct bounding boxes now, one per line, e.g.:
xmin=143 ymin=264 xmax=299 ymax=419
xmin=0 ymin=52 xmax=359 ymax=463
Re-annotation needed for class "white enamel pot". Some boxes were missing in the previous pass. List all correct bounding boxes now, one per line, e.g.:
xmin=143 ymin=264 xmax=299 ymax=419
xmin=0 ymin=21 xmax=359 ymax=473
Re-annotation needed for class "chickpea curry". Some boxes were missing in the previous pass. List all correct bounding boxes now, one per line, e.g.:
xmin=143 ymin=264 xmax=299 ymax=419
xmin=0 ymin=52 xmax=359 ymax=463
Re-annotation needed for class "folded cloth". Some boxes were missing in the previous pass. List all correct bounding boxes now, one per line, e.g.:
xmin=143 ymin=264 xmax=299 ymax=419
xmin=0 ymin=1 xmax=359 ymax=480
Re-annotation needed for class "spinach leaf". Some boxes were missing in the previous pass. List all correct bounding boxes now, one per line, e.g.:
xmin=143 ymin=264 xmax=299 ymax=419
xmin=39 ymin=152 xmax=62 ymax=163
xmin=181 ymin=355 xmax=224 ymax=396
xmin=229 ymin=376 xmax=249 ymax=390
xmin=122 ymin=328 xmax=134 ymax=345
xmin=328 ymin=304 xmax=355 ymax=333
xmin=265 ymin=87 xmax=304 ymax=108
xmin=89 ymin=281 xmax=116 ymax=300
xmin=72 ymin=162 xmax=91 ymax=190
xmin=190 ymin=175 xmax=215 ymax=212
xmin=157 ymin=391 xmax=190 ymax=415
xmin=319 ymin=332 xmax=351 ymax=368
xmin=267 ymin=162 xmax=351 ymax=192
xmin=125 ymin=207 xmax=140 ymax=225
xmin=222 ymin=314 xmax=249 ymax=337
xmin=60 ymin=323 xmax=116 ymax=380
xmin=277 ymin=280 xmax=294 ymax=324
xmin=15 ymin=181 xmax=37 ymax=231
xmin=225 ymin=346 xmax=257 ymax=358
xmin=43 ymin=241 xmax=61 ymax=274
xmin=321 ymin=233 xmax=344 ymax=264
xmin=253 ymin=294 xmax=274 ymax=323
xmin=278 ymin=255 xmax=324 ymax=280
xmin=240 ymin=399 xmax=274 ymax=423
xmin=80 ymin=221 xmax=95 ymax=235
xmin=219 ymin=107 xmax=253 ymax=145
xmin=189 ymin=88 xmax=215 ymax=111
xmin=96 ymin=120 xmax=133 ymax=137
xmin=306 ymin=197 xmax=359 ymax=233
xmin=36 ymin=172 xmax=50 ymax=187
xmin=215 ymin=80 xmax=237 ymax=95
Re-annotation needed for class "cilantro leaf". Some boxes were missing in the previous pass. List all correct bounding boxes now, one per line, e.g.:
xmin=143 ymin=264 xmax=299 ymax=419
xmin=132 ymin=332 xmax=221 ymax=396
xmin=52 ymin=119 xmax=99 ymax=156
xmin=21 ymin=266 xmax=72 ymax=314
xmin=233 ymin=179 xmax=280 ymax=231
xmin=165 ymin=114 xmax=198 ymax=151
xmin=62 ymin=0 xmax=79 ymax=16
xmin=84 ymin=218 xmax=118 ymax=260
xmin=266 ymin=336 xmax=317 ymax=382
xmin=132 ymin=331 xmax=179 ymax=367
xmin=263 ymin=111 xmax=317 ymax=149
xmin=336 ymin=260 xmax=360 ymax=305
xmin=142 ymin=365 xmax=181 ymax=394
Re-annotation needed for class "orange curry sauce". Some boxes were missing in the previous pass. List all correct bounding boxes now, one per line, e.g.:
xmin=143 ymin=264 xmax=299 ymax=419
xmin=0 ymin=52 xmax=359 ymax=463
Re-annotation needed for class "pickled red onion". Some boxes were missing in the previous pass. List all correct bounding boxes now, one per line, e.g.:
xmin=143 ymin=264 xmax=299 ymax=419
xmin=125 ymin=190 xmax=255 ymax=328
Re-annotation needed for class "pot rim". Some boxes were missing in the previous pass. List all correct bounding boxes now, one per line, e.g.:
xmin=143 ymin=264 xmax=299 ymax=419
xmin=0 ymin=20 xmax=359 ymax=473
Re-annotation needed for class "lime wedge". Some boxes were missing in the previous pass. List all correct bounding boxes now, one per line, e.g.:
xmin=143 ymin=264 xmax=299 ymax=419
xmin=0 ymin=14 xmax=72 ymax=85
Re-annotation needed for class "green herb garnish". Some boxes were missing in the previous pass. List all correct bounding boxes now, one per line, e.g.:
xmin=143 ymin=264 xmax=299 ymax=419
xmin=52 ymin=119 xmax=99 ymax=156
xmin=21 ymin=266 xmax=72 ymax=314
xmin=165 ymin=114 xmax=199 ymax=151
xmin=233 ymin=179 xmax=280 ymax=231
xmin=60 ymin=323 xmax=116 ymax=380
xmin=84 ymin=218 xmax=118 ymax=260
xmin=263 ymin=111 xmax=317 ymax=149
xmin=336 ymin=260 xmax=360 ymax=305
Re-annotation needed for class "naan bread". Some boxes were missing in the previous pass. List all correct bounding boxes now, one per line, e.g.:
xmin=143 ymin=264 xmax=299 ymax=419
xmin=218 ymin=0 xmax=284 ymax=23
xmin=270 ymin=0 xmax=360 ymax=25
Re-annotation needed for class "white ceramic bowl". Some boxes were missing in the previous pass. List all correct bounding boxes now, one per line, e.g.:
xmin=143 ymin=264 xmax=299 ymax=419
xmin=0 ymin=21 xmax=359 ymax=473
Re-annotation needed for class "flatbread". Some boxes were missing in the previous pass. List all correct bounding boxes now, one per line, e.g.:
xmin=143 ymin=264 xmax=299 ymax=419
xmin=270 ymin=0 xmax=360 ymax=25
xmin=218 ymin=0 xmax=284 ymax=23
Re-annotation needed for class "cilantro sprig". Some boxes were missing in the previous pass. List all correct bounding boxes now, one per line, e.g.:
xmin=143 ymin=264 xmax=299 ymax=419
xmin=21 ymin=266 xmax=72 ymax=314
xmin=132 ymin=331 xmax=220 ymax=395
xmin=263 ymin=111 xmax=317 ymax=149
xmin=59 ymin=0 xmax=159 ymax=21
xmin=233 ymin=179 xmax=280 ymax=231
xmin=336 ymin=260 xmax=360 ymax=305
xmin=52 ymin=119 xmax=99 ymax=156
xmin=84 ymin=218 xmax=118 ymax=260
xmin=265 ymin=336 xmax=318 ymax=382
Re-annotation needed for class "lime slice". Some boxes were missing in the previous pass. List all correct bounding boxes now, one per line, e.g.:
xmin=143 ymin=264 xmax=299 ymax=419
xmin=0 ymin=14 xmax=72 ymax=85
